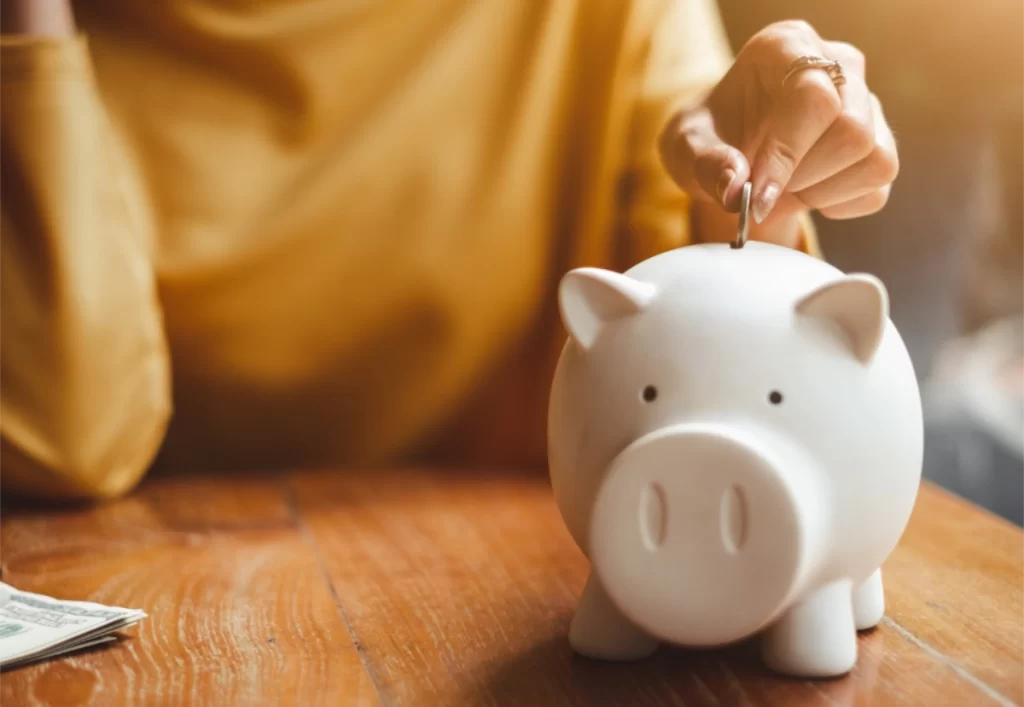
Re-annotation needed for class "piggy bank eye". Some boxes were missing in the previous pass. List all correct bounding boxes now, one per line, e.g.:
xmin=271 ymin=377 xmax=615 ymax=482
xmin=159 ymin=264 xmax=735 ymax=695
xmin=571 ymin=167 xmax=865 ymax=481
xmin=768 ymin=390 xmax=784 ymax=405
xmin=642 ymin=385 xmax=658 ymax=403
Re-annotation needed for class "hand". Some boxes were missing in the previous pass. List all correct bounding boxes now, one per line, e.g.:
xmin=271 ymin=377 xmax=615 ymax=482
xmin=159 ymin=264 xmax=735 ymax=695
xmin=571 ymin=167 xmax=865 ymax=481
xmin=659 ymin=21 xmax=898 ymax=243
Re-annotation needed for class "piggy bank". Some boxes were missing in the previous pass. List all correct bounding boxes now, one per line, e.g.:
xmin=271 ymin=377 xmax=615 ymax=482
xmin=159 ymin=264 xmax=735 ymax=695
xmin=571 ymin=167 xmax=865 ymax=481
xmin=547 ymin=241 xmax=923 ymax=678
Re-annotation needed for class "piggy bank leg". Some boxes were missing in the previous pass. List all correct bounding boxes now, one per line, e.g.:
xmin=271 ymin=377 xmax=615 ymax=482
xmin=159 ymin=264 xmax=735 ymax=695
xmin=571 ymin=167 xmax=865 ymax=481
xmin=568 ymin=573 xmax=659 ymax=661
xmin=761 ymin=580 xmax=857 ymax=678
xmin=852 ymin=569 xmax=885 ymax=630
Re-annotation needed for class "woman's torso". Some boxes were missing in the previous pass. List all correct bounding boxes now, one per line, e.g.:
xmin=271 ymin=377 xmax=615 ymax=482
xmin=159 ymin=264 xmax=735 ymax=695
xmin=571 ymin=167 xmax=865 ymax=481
xmin=75 ymin=0 xmax=684 ymax=470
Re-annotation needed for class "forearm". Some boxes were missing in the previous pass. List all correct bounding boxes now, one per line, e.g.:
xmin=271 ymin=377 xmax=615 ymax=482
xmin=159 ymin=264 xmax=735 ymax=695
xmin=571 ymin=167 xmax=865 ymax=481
xmin=1 ymin=0 xmax=75 ymax=37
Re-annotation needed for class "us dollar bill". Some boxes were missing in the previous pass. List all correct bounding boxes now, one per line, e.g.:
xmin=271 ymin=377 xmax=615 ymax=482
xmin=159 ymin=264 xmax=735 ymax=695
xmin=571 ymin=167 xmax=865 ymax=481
xmin=0 ymin=583 xmax=146 ymax=670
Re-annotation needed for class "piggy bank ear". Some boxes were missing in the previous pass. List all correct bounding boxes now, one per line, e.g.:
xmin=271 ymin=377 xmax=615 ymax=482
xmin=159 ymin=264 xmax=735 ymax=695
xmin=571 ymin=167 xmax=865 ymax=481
xmin=795 ymin=274 xmax=889 ymax=364
xmin=559 ymin=267 xmax=655 ymax=350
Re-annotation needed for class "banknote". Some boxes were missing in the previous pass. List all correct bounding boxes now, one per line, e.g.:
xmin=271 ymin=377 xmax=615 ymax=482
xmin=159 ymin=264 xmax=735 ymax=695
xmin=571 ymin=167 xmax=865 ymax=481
xmin=0 ymin=583 xmax=146 ymax=670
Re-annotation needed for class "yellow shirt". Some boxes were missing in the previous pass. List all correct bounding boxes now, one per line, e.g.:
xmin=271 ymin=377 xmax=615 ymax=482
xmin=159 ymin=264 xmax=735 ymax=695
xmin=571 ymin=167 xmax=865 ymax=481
xmin=1 ymin=0 xmax=815 ymax=500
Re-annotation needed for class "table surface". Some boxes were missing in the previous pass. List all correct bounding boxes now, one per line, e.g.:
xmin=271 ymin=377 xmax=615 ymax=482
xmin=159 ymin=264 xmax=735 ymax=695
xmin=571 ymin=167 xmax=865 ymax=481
xmin=1 ymin=468 xmax=1021 ymax=706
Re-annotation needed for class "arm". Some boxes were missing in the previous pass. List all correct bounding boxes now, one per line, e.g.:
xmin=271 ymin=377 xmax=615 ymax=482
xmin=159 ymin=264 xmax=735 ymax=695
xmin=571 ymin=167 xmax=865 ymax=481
xmin=1 ymin=5 xmax=173 ymax=500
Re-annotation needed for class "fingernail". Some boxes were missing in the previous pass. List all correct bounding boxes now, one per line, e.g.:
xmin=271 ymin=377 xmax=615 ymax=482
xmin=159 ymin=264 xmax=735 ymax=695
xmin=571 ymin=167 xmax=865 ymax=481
xmin=753 ymin=181 xmax=780 ymax=224
xmin=715 ymin=169 xmax=736 ymax=205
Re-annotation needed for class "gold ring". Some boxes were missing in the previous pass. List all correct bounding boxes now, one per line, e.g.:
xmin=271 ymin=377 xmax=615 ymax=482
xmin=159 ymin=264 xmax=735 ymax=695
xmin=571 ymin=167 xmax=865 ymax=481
xmin=783 ymin=55 xmax=846 ymax=88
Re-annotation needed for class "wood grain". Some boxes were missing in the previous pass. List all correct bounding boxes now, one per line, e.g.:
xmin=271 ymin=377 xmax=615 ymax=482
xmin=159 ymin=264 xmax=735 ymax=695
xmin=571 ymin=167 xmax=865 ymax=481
xmin=1 ymin=469 xmax=1021 ymax=706
xmin=289 ymin=469 xmax=1024 ymax=706
xmin=0 ymin=475 xmax=379 ymax=707
xmin=883 ymin=484 xmax=1024 ymax=700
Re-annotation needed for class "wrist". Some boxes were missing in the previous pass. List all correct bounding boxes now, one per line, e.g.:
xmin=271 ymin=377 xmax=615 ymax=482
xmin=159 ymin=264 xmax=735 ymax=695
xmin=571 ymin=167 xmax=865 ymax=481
xmin=1 ymin=0 xmax=75 ymax=38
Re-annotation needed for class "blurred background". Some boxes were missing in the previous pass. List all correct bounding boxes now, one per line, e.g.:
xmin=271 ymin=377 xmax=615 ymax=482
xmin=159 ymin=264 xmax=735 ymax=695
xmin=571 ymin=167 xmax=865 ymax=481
xmin=719 ymin=0 xmax=1023 ymax=524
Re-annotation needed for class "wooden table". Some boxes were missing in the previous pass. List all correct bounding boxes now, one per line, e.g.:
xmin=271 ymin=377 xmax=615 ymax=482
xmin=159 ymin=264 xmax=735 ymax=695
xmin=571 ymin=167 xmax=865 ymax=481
xmin=1 ymin=469 xmax=1021 ymax=706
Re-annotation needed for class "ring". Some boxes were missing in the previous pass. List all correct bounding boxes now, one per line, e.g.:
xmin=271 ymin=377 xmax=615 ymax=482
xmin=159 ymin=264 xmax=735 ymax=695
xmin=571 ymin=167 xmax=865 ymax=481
xmin=783 ymin=55 xmax=846 ymax=88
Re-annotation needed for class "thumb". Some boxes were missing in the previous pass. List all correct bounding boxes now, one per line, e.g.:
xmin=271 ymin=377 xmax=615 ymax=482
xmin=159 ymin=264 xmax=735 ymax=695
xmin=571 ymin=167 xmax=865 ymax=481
xmin=659 ymin=107 xmax=750 ymax=211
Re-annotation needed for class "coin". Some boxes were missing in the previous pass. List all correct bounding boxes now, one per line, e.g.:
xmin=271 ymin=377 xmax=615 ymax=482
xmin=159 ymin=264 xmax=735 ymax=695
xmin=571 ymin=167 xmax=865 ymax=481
xmin=733 ymin=181 xmax=752 ymax=249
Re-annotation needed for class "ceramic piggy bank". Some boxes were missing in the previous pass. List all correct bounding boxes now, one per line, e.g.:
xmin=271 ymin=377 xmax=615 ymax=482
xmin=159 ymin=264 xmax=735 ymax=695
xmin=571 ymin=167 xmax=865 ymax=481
xmin=547 ymin=241 xmax=923 ymax=678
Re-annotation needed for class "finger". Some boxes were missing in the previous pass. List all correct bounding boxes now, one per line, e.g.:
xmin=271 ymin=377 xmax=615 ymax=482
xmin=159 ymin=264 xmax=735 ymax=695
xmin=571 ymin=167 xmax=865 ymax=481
xmin=747 ymin=23 xmax=843 ymax=223
xmin=659 ymin=106 xmax=750 ymax=211
xmin=750 ymin=68 xmax=842 ymax=222
xmin=794 ymin=94 xmax=898 ymax=209
xmin=819 ymin=186 xmax=891 ymax=219
xmin=787 ymin=42 xmax=873 ymax=192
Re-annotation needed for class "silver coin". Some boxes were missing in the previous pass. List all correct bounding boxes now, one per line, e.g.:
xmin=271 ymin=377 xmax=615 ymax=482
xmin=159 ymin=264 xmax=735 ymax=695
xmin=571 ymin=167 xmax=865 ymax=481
xmin=734 ymin=181 xmax=752 ymax=249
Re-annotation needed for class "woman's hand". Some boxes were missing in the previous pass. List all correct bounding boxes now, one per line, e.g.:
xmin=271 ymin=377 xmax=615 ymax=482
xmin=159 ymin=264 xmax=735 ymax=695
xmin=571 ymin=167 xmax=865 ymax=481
xmin=659 ymin=21 xmax=898 ymax=246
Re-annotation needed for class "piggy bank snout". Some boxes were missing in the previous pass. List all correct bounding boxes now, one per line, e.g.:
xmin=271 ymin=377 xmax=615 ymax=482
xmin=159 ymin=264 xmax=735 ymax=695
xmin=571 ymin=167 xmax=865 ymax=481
xmin=589 ymin=424 xmax=817 ymax=648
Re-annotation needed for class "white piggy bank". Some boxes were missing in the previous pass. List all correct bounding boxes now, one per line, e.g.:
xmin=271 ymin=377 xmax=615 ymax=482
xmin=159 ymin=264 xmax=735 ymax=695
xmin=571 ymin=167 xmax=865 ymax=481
xmin=547 ymin=241 xmax=923 ymax=678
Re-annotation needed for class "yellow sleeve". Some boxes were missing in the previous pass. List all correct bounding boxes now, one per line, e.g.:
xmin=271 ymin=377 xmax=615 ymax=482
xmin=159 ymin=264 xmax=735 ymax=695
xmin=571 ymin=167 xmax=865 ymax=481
xmin=1 ymin=36 xmax=172 ymax=501
xmin=619 ymin=0 xmax=821 ymax=262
